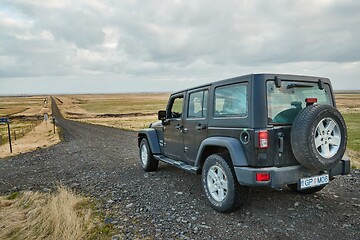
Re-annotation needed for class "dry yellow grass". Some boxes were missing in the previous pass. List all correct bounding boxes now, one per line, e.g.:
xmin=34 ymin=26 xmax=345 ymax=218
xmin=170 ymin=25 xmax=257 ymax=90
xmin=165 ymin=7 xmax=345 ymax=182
xmin=0 ymin=96 xmax=50 ymax=117
xmin=0 ymin=186 xmax=93 ymax=240
xmin=0 ymin=96 xmax=61 ymax=158
xmin=0 ymin=121 xmax=60 ymax=158
xmin=77 ymin=115 xmax=158 ymax=131
xmin=335 ymin=93 xmax=360 ymax=114
xmin=55 ymin=93 xmax=169 ymax=118
xmin=55 ymin=93 xmax=169 ymax=131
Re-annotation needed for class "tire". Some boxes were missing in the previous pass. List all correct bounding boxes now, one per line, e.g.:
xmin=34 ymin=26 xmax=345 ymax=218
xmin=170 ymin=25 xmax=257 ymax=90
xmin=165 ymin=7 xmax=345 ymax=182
xmin=287 ymin=183 xmax=325 ymax=194
xmin=139 ymin=138 xmax=159 ymax=172
xmin=202 ymin=153 xmax=247 ymax=213
xmin=291 ymin=104 xmax=347 ymax=170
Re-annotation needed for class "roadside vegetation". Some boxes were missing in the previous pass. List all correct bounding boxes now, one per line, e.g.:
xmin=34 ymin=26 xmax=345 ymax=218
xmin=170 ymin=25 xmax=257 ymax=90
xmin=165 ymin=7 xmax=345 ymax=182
xmin=0 ymin=96 xmax=60 ymax=158
xmin=0 ymin=186 xmax=113 ymax=240
xmin=0 ymin=96 xmax=47 ymax=146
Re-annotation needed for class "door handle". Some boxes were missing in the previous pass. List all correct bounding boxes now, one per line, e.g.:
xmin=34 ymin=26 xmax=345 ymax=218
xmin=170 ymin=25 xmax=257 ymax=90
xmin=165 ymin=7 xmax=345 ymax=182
xmin=175 ymin=124 xmax=184 ymax=132
xmin=195 ymin=124 xmax=207 ymax=130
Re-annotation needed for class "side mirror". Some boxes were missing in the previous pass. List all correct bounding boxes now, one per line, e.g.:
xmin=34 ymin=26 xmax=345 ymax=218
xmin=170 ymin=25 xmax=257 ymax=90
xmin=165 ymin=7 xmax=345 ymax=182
xmin=158 ymin=110 xmax=166 ymax=121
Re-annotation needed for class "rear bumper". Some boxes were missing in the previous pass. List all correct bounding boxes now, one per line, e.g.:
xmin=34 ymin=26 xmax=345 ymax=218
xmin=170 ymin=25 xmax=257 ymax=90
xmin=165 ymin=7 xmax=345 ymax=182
xmin=234 ymin=157 xmax=350 ymax=188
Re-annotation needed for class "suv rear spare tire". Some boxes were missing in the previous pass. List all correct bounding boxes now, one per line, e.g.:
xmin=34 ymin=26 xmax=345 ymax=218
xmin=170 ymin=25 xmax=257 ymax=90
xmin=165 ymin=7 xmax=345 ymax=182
xmin=291 ymin=104 xmax=347 ymax=170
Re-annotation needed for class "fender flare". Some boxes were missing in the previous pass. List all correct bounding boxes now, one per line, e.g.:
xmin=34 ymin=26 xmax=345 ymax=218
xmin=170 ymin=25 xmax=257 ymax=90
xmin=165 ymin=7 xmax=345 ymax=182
xmin=195 ymin=137 xmax=248 ymax=168
xmin=138 ymin=129 xmax=161 ymax=154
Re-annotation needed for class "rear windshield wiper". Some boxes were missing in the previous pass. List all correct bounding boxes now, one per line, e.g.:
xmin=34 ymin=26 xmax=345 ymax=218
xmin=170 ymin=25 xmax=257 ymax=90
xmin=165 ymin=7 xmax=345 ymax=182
xmin=286 ymin=83 xmax=314 ymax=89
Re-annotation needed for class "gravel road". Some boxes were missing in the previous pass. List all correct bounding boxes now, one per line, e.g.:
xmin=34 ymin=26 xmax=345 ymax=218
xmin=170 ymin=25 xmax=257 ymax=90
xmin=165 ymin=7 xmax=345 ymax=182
xmin=0 ymin=99 xmax=359 ymax=239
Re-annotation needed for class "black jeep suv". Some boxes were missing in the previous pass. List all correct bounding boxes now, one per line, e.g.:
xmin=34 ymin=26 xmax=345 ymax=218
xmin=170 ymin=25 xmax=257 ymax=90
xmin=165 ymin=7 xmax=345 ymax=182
xmin=138 ymin=73 xmax=350 ymax=213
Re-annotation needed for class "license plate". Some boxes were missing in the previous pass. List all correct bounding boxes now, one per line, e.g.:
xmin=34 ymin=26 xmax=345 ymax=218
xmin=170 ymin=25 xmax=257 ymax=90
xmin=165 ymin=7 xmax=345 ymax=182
xmin=299 ymin=174 xmax=329 ymax=189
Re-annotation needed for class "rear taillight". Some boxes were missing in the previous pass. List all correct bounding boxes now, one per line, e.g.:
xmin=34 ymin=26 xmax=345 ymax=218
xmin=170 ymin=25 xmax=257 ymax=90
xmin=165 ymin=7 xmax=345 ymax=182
xmin=256 ymin=172 xmax=271 ymax=182
xmin=258 ymin=130 xmax=268 ymax=149
xmin=305 ymin=98 xmax=317 ymax=106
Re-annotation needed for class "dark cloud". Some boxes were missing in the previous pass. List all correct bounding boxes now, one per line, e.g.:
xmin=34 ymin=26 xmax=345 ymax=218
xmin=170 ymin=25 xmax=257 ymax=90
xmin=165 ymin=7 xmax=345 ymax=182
xmin=0 ymin=0 xmax=359 ymax=94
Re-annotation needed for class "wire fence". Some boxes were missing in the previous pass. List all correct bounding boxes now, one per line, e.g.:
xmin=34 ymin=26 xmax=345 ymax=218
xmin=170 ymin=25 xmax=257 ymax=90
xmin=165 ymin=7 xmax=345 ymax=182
xmin=0 ymin=123 xmax=37 ymax=145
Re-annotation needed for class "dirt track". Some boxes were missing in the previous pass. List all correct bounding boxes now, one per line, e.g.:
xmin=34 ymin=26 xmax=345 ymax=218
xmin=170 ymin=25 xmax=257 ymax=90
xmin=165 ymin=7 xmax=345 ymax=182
xmin=0 ymin=99 xmax=359 ymax=239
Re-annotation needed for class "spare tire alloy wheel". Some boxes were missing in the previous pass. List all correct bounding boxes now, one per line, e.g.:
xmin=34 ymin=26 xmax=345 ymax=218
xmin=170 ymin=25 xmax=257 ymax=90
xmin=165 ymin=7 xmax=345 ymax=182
xmin=291 ymin=104 xmax=347 ymax=171
xmin=315 ymin=117 xmax=341 ymax=159
xmin=139 ymin=138 xmax=159 ymax=172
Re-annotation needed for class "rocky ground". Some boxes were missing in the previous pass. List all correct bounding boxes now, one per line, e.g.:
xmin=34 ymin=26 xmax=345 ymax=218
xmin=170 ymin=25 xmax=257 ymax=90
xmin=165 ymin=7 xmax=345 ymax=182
xmin=0 ymin=100 xmax=359 ymax=239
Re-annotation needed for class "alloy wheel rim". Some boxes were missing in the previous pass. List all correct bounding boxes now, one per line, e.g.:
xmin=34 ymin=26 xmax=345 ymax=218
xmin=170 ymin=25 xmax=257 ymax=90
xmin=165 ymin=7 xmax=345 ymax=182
xmin=141 ymin=144 xmax=148 ymax=165
xmin=207 ymin=165 xmax=228 ymax=202
xmin=314 ymin=117 xmax=341 ymax=158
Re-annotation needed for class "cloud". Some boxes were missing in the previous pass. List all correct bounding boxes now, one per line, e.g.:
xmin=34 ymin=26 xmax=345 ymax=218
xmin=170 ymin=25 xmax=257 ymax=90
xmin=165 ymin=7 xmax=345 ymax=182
xmin=0 ymin=0 xmax=359 ymax=94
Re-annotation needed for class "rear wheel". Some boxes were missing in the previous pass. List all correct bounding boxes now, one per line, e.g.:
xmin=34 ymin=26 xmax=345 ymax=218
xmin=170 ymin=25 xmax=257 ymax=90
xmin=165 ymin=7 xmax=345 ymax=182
xmin=202 ymin=153 xmax=247 ymax=213
xmin=139 ymin=138 xmax=159 ymax=172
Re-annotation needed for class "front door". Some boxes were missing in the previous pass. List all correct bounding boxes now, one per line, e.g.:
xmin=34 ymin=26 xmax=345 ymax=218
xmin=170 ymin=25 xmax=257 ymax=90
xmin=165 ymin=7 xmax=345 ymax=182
xmin=163 ymin=94 xmax=185 ymax=161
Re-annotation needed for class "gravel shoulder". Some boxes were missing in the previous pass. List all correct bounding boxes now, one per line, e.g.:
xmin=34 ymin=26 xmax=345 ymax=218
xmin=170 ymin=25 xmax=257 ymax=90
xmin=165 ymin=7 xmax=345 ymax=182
xmin=0 ymin=99 xmax=359 ymax=239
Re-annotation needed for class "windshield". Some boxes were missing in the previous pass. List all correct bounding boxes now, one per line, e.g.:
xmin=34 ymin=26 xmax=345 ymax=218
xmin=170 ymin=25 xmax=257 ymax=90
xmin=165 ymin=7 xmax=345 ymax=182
xmin=267 ymin=81 xmax=332 ymax=124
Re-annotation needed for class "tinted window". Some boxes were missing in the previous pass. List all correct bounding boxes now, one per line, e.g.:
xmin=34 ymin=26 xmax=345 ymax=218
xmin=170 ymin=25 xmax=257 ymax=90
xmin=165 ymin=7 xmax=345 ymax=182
xmin=214 ymin=83 xmax=248 ymax=117
xmin=267 ymin=81 xmax=332 ymax=124
xmin=188 ymin=90 xmax=208 ymax=118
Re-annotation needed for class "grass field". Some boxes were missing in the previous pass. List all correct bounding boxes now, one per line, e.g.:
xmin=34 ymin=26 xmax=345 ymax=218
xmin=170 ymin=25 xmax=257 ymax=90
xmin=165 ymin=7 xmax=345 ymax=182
xmin=55 ymin=93 xmax=169 ymax=130
xmin=0 ymin=96 xmax=50 ymax=144
xmin=335 ymin=94 xmax=360 ymax=168
xmin=0 ymin=96 xmax=60 ymax=158
xmin=78 ymin=93 xmax=169 ymax=114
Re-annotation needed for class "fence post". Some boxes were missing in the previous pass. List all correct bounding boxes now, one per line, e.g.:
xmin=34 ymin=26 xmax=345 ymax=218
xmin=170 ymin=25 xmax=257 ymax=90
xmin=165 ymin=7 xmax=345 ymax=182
xmin=7 ymin=122 xmax=12 ymax=153
xmin=53 ymin=117 xmax=56 ymax=134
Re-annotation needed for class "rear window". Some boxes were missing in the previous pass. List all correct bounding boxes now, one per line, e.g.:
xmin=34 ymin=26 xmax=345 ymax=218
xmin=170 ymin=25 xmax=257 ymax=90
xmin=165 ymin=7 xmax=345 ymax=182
xmin=267 ymin=81 xmax=332 ymax=124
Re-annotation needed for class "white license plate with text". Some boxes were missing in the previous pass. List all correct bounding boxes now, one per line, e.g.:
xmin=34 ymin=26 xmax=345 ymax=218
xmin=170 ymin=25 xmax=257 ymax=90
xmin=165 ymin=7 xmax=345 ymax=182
xmin=299 ymin=174 xmax=329 ymax=189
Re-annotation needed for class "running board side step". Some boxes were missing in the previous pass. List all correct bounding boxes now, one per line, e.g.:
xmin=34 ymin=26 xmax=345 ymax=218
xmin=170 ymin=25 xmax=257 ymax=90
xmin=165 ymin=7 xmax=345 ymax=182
xmin=154 ymin=155 xmax=199 ymax=174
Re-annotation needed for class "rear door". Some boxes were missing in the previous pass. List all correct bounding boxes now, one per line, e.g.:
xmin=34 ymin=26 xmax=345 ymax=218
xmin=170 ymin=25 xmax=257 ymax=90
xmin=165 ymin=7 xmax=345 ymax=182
xmin=183 ymin=89 xmax=209 ymax=163
xmin=266 ymin=80 xmax=333 ymax=167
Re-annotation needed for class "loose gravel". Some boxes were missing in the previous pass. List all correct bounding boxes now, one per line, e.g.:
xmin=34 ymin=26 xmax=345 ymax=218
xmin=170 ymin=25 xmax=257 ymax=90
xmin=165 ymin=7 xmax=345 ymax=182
xmin=0 ymin=100 xmax=359 ymax=239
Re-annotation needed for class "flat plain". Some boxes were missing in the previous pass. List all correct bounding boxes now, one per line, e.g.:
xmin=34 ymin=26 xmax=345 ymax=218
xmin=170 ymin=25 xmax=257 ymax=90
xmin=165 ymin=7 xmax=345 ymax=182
xmin=54 ymin=93 xmax=169 ymax=130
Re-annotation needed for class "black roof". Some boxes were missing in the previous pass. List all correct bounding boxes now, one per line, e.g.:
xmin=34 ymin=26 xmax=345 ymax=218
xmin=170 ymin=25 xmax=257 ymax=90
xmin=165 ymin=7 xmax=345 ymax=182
xmin=171 ymin=73 xmax=330 ymax=95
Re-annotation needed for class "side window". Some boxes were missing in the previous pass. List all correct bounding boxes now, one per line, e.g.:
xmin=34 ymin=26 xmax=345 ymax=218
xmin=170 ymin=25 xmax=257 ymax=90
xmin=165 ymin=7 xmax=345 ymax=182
xmin=214 ymin=83 xmax=248 ymax=117
xmin=168 ymin=95 xmax=183 ymax=118
xmin=188 ymin=90 xmax=208 ymax=118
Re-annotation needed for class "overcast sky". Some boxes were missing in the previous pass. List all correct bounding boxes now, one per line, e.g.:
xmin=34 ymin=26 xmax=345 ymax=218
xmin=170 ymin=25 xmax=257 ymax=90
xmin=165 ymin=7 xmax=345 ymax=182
xmin=0 ymin=0 xmax=359 ymax=95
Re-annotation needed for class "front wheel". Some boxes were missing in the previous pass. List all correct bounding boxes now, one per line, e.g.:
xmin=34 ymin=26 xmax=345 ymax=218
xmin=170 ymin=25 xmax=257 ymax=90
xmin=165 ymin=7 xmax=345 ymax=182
xmin=139 ymin=138 xmax=159 ymax=172
xmin=202 ymin=154 xmax=247 ymax=213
